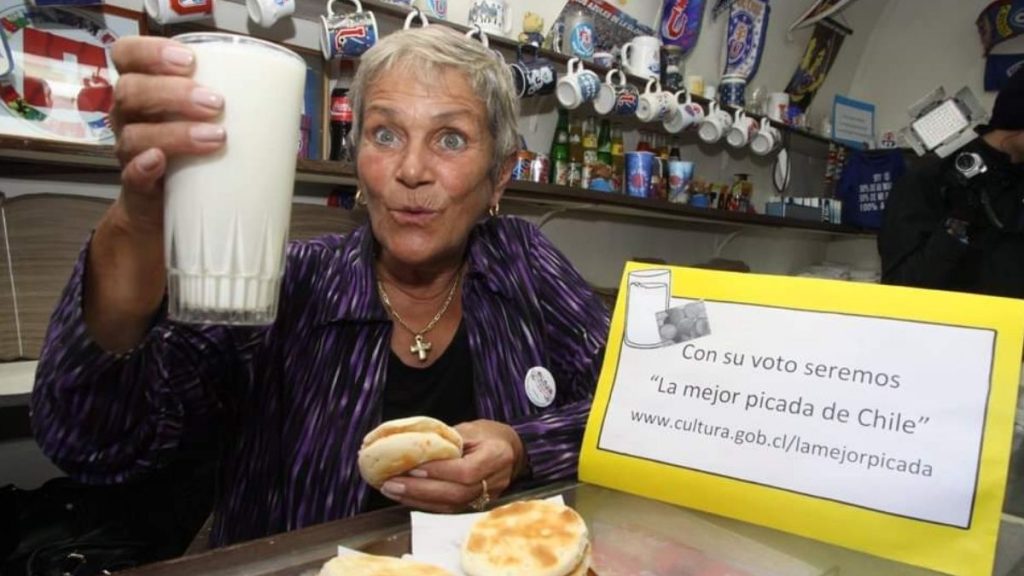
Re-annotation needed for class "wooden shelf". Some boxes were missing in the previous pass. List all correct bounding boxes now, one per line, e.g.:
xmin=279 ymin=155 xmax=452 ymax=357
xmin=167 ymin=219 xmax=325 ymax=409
xmin=0 ymin=136 xmax=871 ymax=237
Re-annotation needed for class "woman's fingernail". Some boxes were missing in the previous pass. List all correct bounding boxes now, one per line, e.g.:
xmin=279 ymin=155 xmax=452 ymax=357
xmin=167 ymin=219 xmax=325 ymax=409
xmin=381 ymin=481 xmax=405 ymax=496
xmin=162 ymin=46 xmax=194 ymax=68
xmin=408 ymin=469 xmax=428 ymax=478
xmin=137 ymin=148 xmax=161 ymax=172
xmin=190 ymin=124 xmax=226 ymax=143
xmin=191 ymin=87 xmax=224 ymax=111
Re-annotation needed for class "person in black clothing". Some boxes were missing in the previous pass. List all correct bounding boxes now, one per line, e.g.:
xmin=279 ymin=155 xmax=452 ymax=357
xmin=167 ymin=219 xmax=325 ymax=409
xmin=879 ymin=70 xmax=1024 ymax=297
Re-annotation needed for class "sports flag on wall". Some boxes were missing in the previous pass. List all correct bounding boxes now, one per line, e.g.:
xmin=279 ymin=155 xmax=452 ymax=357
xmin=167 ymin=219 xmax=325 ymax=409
xmin=722 ymin=0 xmax=769 ymax=80
xmin=985 ymin=53 xmax=1024 ymax=91
xmin=976 ymin=0 xmax=1024 ymax=54
xmin=784 ymin=18 xmax=850 ymax=111
xmin=659 ymin=0 xmax=706 ymax=56
xmin=788 ymin=0 xmax=858 ymax=33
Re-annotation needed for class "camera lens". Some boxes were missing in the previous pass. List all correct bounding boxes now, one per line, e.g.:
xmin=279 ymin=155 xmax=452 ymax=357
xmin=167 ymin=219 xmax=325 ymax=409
xmin=956 ymin=152 xmax=978 ymax=173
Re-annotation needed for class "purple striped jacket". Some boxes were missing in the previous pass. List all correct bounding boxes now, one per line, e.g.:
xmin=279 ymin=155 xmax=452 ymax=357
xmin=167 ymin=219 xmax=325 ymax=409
xmin=31 ymin=216 xmax=609 ymax=546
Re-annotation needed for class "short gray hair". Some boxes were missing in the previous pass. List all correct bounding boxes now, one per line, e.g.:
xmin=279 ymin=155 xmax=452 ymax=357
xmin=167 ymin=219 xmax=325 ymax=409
xmin=348 ymin=25 xmax=520 ymax=182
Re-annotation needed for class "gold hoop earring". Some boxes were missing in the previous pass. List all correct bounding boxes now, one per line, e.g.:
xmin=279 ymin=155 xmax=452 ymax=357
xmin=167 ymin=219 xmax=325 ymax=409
xmin=488 ymin=203 xmax=500 ymax=217
xmin=355 ymin=188 xmax=366 ymax=206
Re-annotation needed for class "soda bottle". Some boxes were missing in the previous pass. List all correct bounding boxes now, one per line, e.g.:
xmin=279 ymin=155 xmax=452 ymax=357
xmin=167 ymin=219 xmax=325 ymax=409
xmin=610 ymin=125 xmax=625 ymax=193
xmin=597 ymin=119 xmax=612 ymax=166
xmin=550 ymin=109 xmax=571 ymax=185
xmin=581 ymin=117 xmax=598 ymax=189
xmin=329 ymin=87 xmax=353 ymax=162
xmin=568 ymin=115 xmax=584 ymax=188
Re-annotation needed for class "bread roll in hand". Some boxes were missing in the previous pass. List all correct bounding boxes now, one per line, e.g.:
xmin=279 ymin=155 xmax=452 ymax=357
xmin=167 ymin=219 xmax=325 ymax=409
xmin=358 ymin=416 xmax=464 ymax=489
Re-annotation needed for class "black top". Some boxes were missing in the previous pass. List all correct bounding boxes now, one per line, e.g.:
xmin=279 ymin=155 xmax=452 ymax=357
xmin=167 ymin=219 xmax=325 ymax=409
xmin=879 ymin=140 xmax=1024 ymax=298
xmin=365 ymin=322 xmax=476 ymax=511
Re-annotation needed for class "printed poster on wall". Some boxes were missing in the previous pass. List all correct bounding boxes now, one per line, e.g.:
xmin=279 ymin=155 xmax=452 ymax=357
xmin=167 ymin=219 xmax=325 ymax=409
xmin=0 ymin=1 xmax=141 ymax=144
xmin=580 ymin=262 xmax=1024 ymax=576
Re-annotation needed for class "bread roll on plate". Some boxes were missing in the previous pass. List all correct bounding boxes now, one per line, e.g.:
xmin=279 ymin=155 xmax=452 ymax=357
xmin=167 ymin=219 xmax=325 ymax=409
xmin=461 ymin=500 xmax=591 ymax=576
xmin=358 ymin=416 xmax=463 ymax=489
xmin=319 ymin=552 xmax=454 ymax=576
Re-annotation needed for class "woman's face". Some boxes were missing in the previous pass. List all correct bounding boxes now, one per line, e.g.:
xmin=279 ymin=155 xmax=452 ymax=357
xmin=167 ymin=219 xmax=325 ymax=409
xmin=357 ymin=66 xmax=510 ymax=269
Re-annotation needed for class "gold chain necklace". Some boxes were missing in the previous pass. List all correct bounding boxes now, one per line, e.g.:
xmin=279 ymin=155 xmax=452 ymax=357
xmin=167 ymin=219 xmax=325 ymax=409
xmin=377 ymin=269 xmax=462 ymax=362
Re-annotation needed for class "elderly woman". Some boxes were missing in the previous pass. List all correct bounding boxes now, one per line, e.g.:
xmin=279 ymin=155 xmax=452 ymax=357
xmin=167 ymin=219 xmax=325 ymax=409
xmin=31 ymin=25 xmax=608 ymax=547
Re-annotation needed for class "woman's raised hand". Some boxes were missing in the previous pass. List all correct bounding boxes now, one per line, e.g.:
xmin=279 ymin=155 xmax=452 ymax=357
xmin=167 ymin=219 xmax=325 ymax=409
xmin=110 ymin=36 xmax=226 ymax=229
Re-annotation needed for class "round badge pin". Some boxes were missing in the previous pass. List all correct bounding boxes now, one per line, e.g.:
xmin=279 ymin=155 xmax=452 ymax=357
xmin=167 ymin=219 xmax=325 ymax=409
xmin=524 ymin=366 xmax=556 ymax=408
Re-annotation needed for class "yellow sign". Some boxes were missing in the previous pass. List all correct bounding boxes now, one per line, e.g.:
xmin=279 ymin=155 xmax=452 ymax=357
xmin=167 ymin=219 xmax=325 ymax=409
xmin=580 ymin=262 xmax=1024 ymax=576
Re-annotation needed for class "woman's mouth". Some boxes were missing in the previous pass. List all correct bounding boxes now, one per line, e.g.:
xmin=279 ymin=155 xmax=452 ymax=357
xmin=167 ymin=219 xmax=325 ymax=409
xmin=391 ymin=207 xmax=438 ymax=225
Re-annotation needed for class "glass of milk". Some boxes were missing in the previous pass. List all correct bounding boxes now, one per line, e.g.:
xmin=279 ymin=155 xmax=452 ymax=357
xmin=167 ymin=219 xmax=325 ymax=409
xmin=624 ymin=268 xmax=671 ymax=348
xmin=164 ymin=33 xmax=306 ymax=325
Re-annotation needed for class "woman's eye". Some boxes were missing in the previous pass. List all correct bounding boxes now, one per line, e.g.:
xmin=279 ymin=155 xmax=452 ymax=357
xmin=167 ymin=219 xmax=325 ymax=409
xmin=372 ymin=128 xmax=397 ymax=146
xmin=440 ymin=132 xmax=467 ymax=150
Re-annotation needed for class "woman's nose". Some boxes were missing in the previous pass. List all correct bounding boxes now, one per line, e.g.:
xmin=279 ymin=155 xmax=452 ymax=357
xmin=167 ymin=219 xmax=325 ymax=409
xmin=396 ymin=140 xmax=434 ymax=187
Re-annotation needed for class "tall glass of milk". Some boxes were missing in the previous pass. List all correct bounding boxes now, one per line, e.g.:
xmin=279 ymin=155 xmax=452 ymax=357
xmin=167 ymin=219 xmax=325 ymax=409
xmin=624 ymin=268 xmax=671 ymax=348
xmin=164 ymin=33 xmax=306 ymax=325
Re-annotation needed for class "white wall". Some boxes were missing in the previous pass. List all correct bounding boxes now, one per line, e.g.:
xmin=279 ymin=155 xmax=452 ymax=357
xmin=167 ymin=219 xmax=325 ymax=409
xmin=849 ymin=0 xmax=1024 ymax=135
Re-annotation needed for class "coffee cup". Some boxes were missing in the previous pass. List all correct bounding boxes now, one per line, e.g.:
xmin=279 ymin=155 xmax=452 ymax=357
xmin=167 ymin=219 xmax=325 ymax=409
xmin=768 ymin=92 xmax=790 ymax=122
xmin=624 ymin=151 xmax=663 ymax=199
xmin=698 ymin=101 xmax=732 ymax=143
xmin=720 ymin=74 xmax=746 ymax=108
xmin=726 ymin=108 xmax=757 ymax=148
xmin=621 ymin=35 xmax=661 ymax=79
xmin=668 ymin=159 xmax=695 ymax=204
xmin=247 ymin=0 xmax=294 ymax=27
xmin=557 ymin=57 xmax=600 ymax=110
xmin=750 ymin=117 xmax=782 ymax=156
xmin=593 ymin=51 xmax=615 ymax=68
xmin=414 ymin=0 xmax=446 ymax=20
xmin=593 ymin=68 xmax=639 ymax=116
xmin=468 ymin=0 xmax=512 ymax=37
xmin=403 ymin=6 xmax=429 ymax=29
xmin=145 ymin=0 xmax=213 ymax=25
xmin=509 ymin=44 xmax=556 ymax=98
xmin=636 ymin=77 xmax=675 ymax=123
xmin=320 ymin=0 xmax=378 ymax=60
xmin=663 ymin=90 xmax=703 ymax=133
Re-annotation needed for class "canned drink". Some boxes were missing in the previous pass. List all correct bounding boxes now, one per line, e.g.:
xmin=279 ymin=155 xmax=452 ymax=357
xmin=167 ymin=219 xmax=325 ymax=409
xmin=512 ymin=149 xmax=534 ymax=181
xmin=530 ymin=153 xmax=551 ymax=183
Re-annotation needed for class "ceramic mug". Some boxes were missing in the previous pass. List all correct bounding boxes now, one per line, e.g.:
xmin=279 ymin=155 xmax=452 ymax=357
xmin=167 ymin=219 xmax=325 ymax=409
xmin=768 ymin=92 xmax=790 ymax=122
xmin=621 ymin=35 xmax=661 ymax=79
xmin=698 ymin=101 xmax=732 ymax=143
xmin=593 ymin=51 xmax=615 ymax=68
xmin=509 ymin=45 xmax=556 ymax=98
xmin=468 ymin=0 xmax=512 ymax=37
xmin=145 ymin=0 xmax=213 ymax=24
xmin=636 ymin=77 xmax=675 ymax=123
xmin=403 ymin=7 xmax=429 ymax=29
xmin=247 ymin=0 xmax=294 ymax=27
xmin=556 ymin=57 xmax=600 ymax=110
xmin=663 ymin=90 xmax=703 ymax=133
xmin=414 ymin=0 xmax=446 ymax=20
xmin=320 ymin=0 xmax=378 ymax=60
xmin=751 ymin=117 xmax=782 ymax=155
xmin=593 ymin=69 xmax=639 ymax=116
xmin=720 ymin=74 xmax=746 ymax=108
xmin=726 ymin=109 xmax=758 ymax=148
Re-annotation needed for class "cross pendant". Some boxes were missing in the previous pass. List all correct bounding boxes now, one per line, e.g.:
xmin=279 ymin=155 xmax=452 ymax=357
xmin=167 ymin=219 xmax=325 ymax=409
xmin=410 ymin=334 xmax=432 ymax=362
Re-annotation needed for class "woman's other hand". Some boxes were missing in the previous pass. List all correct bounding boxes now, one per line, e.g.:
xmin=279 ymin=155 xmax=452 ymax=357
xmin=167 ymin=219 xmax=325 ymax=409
xmin=379 ymin=420 xmax=527 ymax=513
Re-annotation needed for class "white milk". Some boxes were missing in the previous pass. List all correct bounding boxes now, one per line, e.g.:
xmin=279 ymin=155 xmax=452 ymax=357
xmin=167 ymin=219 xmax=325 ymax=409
xmin=164 ymin=33 xmax=305 ymax=325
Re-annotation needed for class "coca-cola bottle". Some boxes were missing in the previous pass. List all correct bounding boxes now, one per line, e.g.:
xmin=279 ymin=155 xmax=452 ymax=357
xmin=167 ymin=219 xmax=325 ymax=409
xmin=329 ymin=87 xmax=353 ymax=162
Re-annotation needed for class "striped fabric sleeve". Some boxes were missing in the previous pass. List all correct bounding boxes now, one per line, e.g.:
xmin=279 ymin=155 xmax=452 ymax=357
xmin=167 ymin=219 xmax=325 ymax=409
xmin=509 ymin=222 xmax=610 ymax=482
xmin=30 ymin=239 xmax=252 ymax=484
